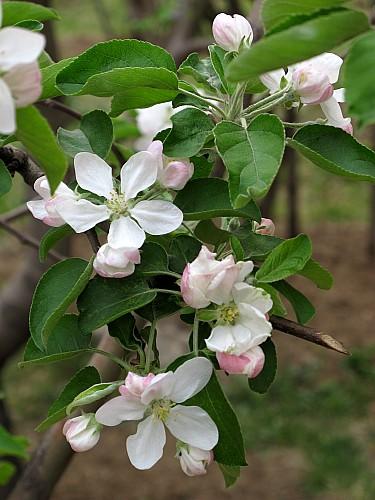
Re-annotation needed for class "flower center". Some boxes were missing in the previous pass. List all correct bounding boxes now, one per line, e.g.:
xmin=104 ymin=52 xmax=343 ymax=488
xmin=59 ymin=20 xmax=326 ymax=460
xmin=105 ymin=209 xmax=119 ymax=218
xmin=219 ymin=303 xmax=239 ymax=325
xmin=151 ymin=399 xmax=172 ymax=422
xmin=106 ymin=191 xmax=129 ymax=216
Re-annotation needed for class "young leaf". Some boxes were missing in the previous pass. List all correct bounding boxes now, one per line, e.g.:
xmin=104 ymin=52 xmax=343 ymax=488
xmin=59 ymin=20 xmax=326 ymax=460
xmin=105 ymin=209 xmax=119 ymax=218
xmin=163 ymin=108 xmax=214 ymax=157
xmin=37 ymin=366 xmax=101 ymax=431
xmin=227 ymin=9 xmax=369 ymax=81
xmin=187 ymin=372 xmax=247 ymax=467
xmin=179 ymin=52 xmax=220 ymax=93
xmin=21 ymin=314 xmax=91 ymax=366
xmin=66 ymin=381 xmax=122 ymax=415
xmin=256 ymin=234 xmax=312 ymax=283
xmin=0 ymin=461 xmax=16 ymax=486
xmin=137 ymin=242 xmax=170 ymax=276
xmin=108 ymin=314 xmax=139 ymax=351
xmin=214 ymin=116 xmax=285 ymax=207
xmin=174 ymin=178 xmax=261 ymax=221
xmin=208 ymin=45 xmax=235 ymax=94
xmin=2 ymin=1 xmax=59 ymax=26
xmin=168 ymin=235 xmax=202 ymax=274
xmin=40 ymin=57 xmax=76 ymax=100
xmin=30 ymin=258 xmax=93 ymax=350
xmin=39 ymin=225 xmax=74 ymax=262
xmin=289 ymin=125 xmax=375 ymax=182
xmin=0 ymin=426 xmax=28 ymax=459
xmin=16 ymin=106 xmax=68 ymax=193
xmin=248 ymin=338 xmax=277 ymax=394
xmin=219 ymin=464 xmax=241 ymax=488
xmin=194 ymin=220 xmax=230 ymax=246
xmin=0 ymin=160 xmax=12 ymax=197
xmin=299 ymin=259 xmax=333 ymax=291
xmin=78 ymin=275 xmax=156 ymax=334
xmin=272 ymin=280 xmax=316 ymax=324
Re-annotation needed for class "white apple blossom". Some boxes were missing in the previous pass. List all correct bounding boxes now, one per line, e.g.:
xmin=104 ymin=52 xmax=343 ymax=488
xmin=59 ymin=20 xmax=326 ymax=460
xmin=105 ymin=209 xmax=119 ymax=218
xmin=216 ymin=346 xmax=265 ymax=378
xmin=0 ymin=2 xmax=45 ymax=134
xmin=93 ymin=243 xmax=141 ymax=278
xmin=95 ymin=357 xmax=218 ymax=470
xmin=135 ymin=102 xmax=174 ymax=150
xmin=212 ymin=13 xmax=253 ymax=52
xmin=63 ymin=414 xmax=101 ymax=452
xmin=205 ymin=282 xmax=273 ymax=355
xmin=148 ymin=140 xmax=194 ymax=191
xmin=54 ymin=151 xmax=183 ymax=249
xmin=177 ymin=443 xmax=213 ymax=477
xmin=181 ymin=245 xmax=253 ymax=309
xmin=27 ymin=176 xmax=77 ymax=227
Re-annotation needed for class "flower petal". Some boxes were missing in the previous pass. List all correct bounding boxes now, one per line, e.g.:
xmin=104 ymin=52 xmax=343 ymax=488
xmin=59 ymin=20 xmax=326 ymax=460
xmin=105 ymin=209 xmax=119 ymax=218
xmin=3 ymin=61 xmax=41 ymax=108
xmin=95 ymin=396 xmax=145 ymax=426
xmin=126 ymin=416 xmax=166 ymax=470
xmin=232 ymin=282 xmax=273 ymax=314
xmin=260 ymin=68 xmax=285 ymax=94
xmin=107 ymin=216 xmax=145 ymax=249
xmin=131 ymin=200 xmax=183 ymax=235
xmin=308 ymin=53 xmax=343 ymax=84
xmin=0 ymin=27 xmax=45 ymax=72
xmin=54 ymin=198 xmax=110 ymax=233
xmin=0 ymin=78 xmax=15 ymax=134
xmin=120 ymin=151 xmax=158 ymax=200
xmin=205 ymin=325 xmax=234 ymax=353
xmin=74 ymin=152 xmax=114 ymax=198
xmin=169 ymin=357 xmax=212 ymax=403
xmin=166 ymin=405 xmax=218 ymax=450
xmin=141 ymin=372 xmax=175 ymax=406
xmin=26 ymin=200 xmax=48 ymax=220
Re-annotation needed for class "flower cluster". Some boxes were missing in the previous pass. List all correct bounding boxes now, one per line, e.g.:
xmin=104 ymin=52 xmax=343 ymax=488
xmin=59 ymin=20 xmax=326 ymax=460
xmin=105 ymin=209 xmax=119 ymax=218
xmin=0 ymin=3 xmax=45 ymax=134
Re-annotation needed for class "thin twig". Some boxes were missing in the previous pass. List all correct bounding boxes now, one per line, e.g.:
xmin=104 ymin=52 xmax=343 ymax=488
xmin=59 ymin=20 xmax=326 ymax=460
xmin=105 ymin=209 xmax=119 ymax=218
xmin=271 ymin=316 xmax=350 ymax=355
xmin=85 ymin=229 xmax=101 ymax=253
xmin=0 ymin=204 xmax=30 ymax=223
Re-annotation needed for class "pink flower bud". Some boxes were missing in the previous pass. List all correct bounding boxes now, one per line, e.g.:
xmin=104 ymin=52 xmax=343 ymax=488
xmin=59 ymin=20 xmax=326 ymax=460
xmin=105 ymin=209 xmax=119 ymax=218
xmin=217 ymin=346 xmax=265 ymax=378
xmin=212 ymin=13 xmax=253 ymax=52
xmin=254 ymin=218 xmax=275 ymax=236
xmin=93 ymin=244 xmax=140 ymax=279
xmin=161 ymin=160 xmax=194 ymax=190
xmin=119 ymin=372 xmax=155 ymax=399
xmin=63 ymin=414 xmax=101 ymax=452
xmin=178 ymin=444 xmax=214 ymax=476
xmin=291 ymin=66 xmax=333 ymax=105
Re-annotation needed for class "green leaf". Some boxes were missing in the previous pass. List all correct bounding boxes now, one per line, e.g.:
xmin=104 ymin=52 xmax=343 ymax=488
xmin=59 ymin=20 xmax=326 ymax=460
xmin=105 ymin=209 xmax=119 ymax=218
xmin=299 ymin=259 xmax=333 ymax=291
xmin=219 ymin=464 xmax=241 ymax=488
xmin=168 ymin=235 xmax=201 ymax=274
xmin=259 ymin=284 xmax=287 ymax=317
xmin=248 ymin=338 xmax=277 ymax=394
xmin=0 ymin=461 xmax=16 ymax=486
xmin=344 ymin=31 xmax=375 ymax=128
xmin=194 ymin=220 xmax=230 ymax=246
xmin=137 ymin=242 xmax=170 ymax=276
xmin=174 ymin=178 xmax=261 ymax=221
xmin=214 ymin=115 xmax=285 ymax=207
xmin=39 ymin=225 xmax=74 ymax=262
xmin=191 ymin=155 xmax=214 ymax=179
xmin=37 ymin=366 xmax=100 ymax=431
xmin=137 ymin=292 xmax=181 ymax=322
xmin=187 ymin=372 xmax=247 ymax=467
xmin=40 ymin=58 xmax=76 ymax=100
xmin=0 ymin=426 xmax=28 ymax=459
xmin=21 ymin=314 xmax=91 ymax=366
xmin=16 ymin=106 xmax=68 ymax=193
xmin=30 ymin=258 xmax=93 ymax=350
xmin=66 ymin=381 xmax=122 ymax=415
xmin=163 ymin=108 xmax=214 ymax=157
xmin=179 ymin=52 xmax=220 ymax=93
xmin=78 ymin=275 xmax=156 ymax=334
xmin=273 ymin=281 xmax=315 ymax=324
xmin=261 ymin=0 xmax=348 ymax=32
xmin=289 ymin=125 xmax=375 ymax=182
xmin=256 ymin=234 xmax=312 ymax=283
xmin=15 ymin=19 xmax=43 ymax=30
xmin=227 ymin=9 xmax=369 ymax=81
xmin=2 ymin=1 xmax=59 ymax=26
xmin=108 ymin=314 xmax=139 ymax=351
xmin=208 ymin=45 xmax=235 ymax=94
xmin=0 ymin=159 xmax=12 ymax=197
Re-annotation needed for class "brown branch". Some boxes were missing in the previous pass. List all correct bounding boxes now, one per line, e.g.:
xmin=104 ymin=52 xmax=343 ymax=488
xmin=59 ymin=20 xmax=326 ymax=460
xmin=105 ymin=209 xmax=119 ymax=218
xmin=271 ymin=316 xmax=350 ymax=355
xmin=0 ymin=204 xmax=30 ymax=223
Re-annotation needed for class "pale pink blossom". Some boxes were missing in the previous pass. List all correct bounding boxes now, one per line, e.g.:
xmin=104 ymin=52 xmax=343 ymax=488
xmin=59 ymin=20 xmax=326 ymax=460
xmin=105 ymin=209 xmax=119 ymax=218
xmin=93 ymin=244 xmax=141 ymax=278
xmin=148 ymin=140 xmax=194 ymax=190
xmin=181 ymin=246 xmax=254 ymax=309
xmin=216 ymin=346 xmax=265 ymax=378
xmin=178 ymin=444 xmax=214 ymax=477
xmin=254 ymin=218 xmax=275 ymax=236
xmin=63 ymin=414 xmax=101 ymax=452
xmin=212 ymin=13 xmax=253 ymax=52
xmin=119 ymin=372 xmax=155 ymax=399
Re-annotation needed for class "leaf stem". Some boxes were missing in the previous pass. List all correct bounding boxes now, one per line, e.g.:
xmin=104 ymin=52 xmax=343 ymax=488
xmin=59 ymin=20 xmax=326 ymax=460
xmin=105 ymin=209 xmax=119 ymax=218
xmin=178 ymin=87 xmax=226 ymax=118
xmin=283 ymin=119 xmax=326 ymax=128
xmin=153 ymin=288 xmax=182 ymax=296
xmin=193 ymin=313 xmax=200 ymax=356
xmin=145 ymin=321 xmax=156 ymax=373
xmin=88 ymin=348 xmax=131 ymax=370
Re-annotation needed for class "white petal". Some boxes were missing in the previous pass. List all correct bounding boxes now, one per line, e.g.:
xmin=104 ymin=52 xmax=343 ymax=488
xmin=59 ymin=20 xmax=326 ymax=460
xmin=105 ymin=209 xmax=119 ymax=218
xmin=0 ymin=27 xmax=45 ymax=72
xmin=54 ymin=198 xmax=110 ymax=233
xmin=26 ymin=200 xmax=48 ymax=220
xmin=107 ymin=216 xmax=145 ymax=249
xmin=205 ymin=325 xmax=234 ymax=353
xmin=95 ymin=396 xmax=145 ymax=426
xmin=166 ymin=405 xmax=218 ymax=450
xmin=308 ymin=53 xmax=343 ymax=84
xmin=333 ymin=88 xmax=345 ymax=103
xmin=120 ymin=151 xmax=158 ymax=200
xmin=74 ymin=152 xmax=113 ymax=198
xmin=131 ymin=200 xmax=183 ymax=235
xmin=0 ymin=78 xmax=15 ymax=134
xmin=3 ymin=62 xmax=41 ymax=108
xmin=169 ymin=357 xmax=212 ymax=403
xmin=126 ymin=416 xmax=166 ymax=470
xmin=260 ymin=68 xmax=285 ymax=93
xmin=232 ymin=282 xmax=273 ymax=314
xmin=141 ymin=372 xmax=175 ymax=406
xmin=320 ymin=97 xmax=352 ymax=133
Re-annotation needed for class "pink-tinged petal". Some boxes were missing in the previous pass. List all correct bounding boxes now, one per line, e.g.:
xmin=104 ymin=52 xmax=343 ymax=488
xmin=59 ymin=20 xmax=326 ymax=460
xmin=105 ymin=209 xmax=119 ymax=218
xmin=0 ymin=78 xmax=15 ymax=134
xmin=108 ymin=216 xmax=145 ymax=249
xmin=3 ymin=62 xmax=41 ymax=108
xmin=120 ymin=373 xmax=155 ymax=398
xmin=169 ymin=357 xmax=212 ymax=403
xmin=74 ymin=152 xmax=113 ymax=198
xmin=307 ymin=53 xmax=343 ymax=84
xmin=333 ymin=88 xmax=345 ymax=103
xmin=212 ymin=13 xmax=253 ymax=52
xmin=0 ymin=28 xmax=45 ymax=71
xmin=160 ymin=160 xmax=194 ymax=190
xmin=54 ymin=198 xmax=110 ymax=233
xmin=126 ymin=416 xmax=166 ymax=470
xmin=179 ymin=446 xmax=213 ymax=476
xmin=26 ymin=200 xmax=48 ymax=221
xmin=63 ymin=414 xmax=101 ymax=452
xmin=95 ymin=396 xmax=146 ymax=426
xmin=166 ymin=405 xmax=218 ymax=450
xmin=217 ymin=346 xmax=265 ymax=378
xmin=320 ymin=97 xmax=353 ymax=134
xmin=206 ymin=265 xmax=239 ymax=305
xmin=260 ymin=69 xmax=285 ymax=94
xmin=232 ymin=282 xmax=273 ymax=314
xmin=120 ymin=151 xmax=158 ymax=201
xmin=130 ymin=200 xmax=183 ymax=235
xmin=93 ymin=244 xmax=138 ymax=279
xmin=181 ymin=263 xmax=210 ymax=309
xmin=141 ymin=372 xmax=175 ymax=406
